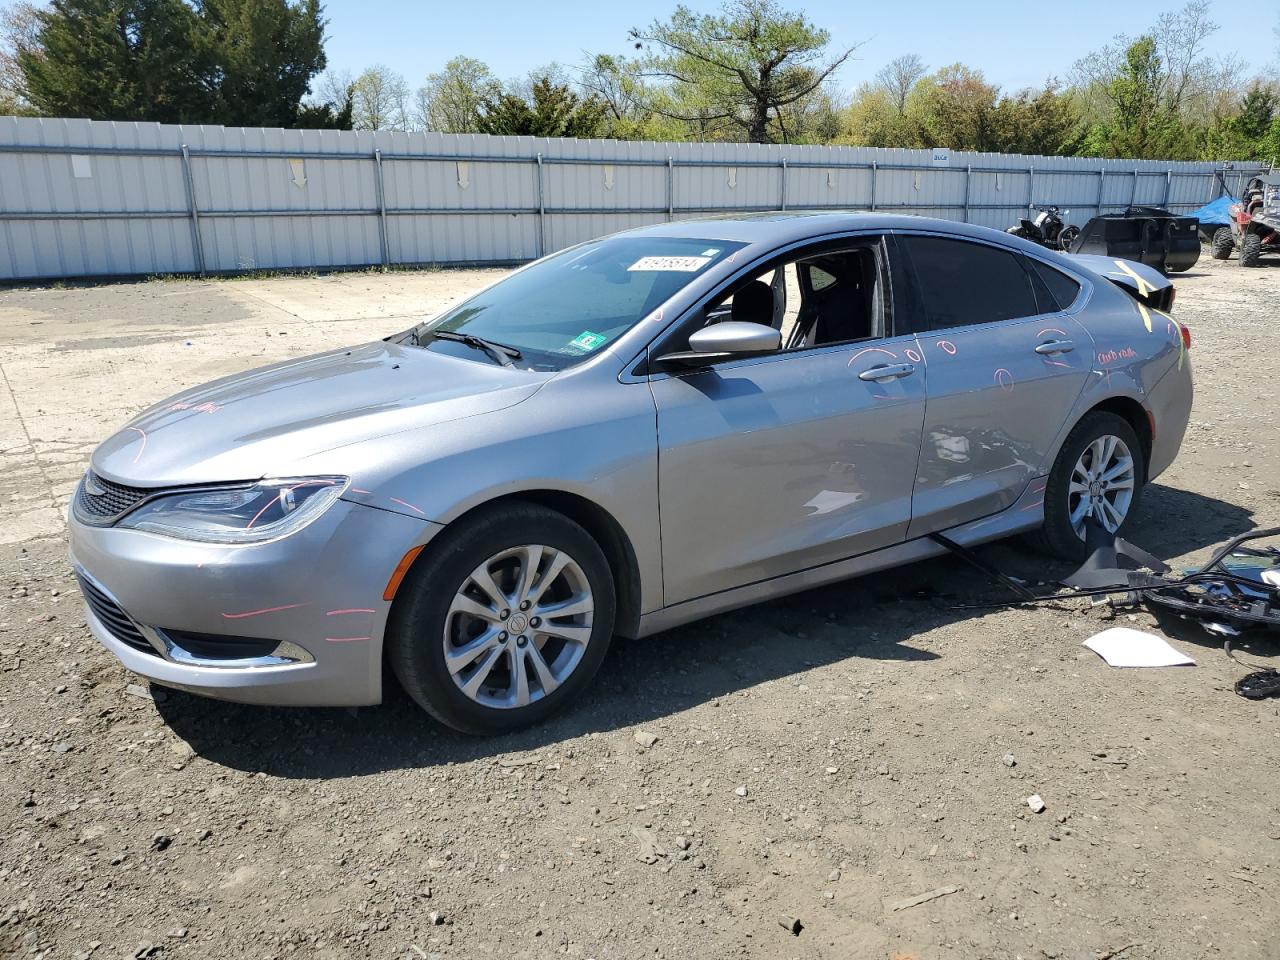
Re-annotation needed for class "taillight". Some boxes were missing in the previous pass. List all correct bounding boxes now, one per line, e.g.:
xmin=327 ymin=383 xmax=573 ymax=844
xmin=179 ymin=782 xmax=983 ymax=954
xmin=1179 ymin=322 xmax=1191 ymax=351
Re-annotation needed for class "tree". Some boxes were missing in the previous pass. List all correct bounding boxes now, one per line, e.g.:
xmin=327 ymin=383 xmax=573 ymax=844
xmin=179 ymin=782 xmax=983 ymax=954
xmin=476 ymin=75 xmax=606 ymax=138
xmin=874 ymin=54 xmax=926 ymax=115
xmin=839 ymin=84 xmax=903 ymax=147
xmin=1072 ymin=0 xmax=1240 ymax=157
xmin=15 ymin=0 xmax=328 ymax=126
xmin=197 ymin=0 xmax=327 ymax=128
xmin=629 ymin=0 xmax=859 ymax=143
xmin=295 ymin=82 xmax=352 ymax=129
xmin=989 ymin=82 xmax=1083 ymax=156
xmin=351 ymin=64 xmax=408 ymax=130
xmin=1082 ymin=37 xmax=1192 ymax=159
xmin=19 ymin=0 xmax=213 ymax=122
xmin=0 ymin=1 xmax=40 ymax=113
xmin=904 ymin=63 xmax=1001 ymax=151
xmin=415 ymin=56 xmax=500 ymax=133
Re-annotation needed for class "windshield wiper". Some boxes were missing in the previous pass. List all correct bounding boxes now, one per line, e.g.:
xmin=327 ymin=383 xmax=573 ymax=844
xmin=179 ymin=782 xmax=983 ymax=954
xmin=426 ymin=329 xmax=523 ymax=367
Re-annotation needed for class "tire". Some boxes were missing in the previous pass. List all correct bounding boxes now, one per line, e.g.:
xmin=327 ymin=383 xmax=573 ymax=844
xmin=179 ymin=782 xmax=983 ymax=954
xmin=1032 ymin=411 xmax=1146 ymax=563
xmin=1210 ymin=226 xmax=1234 ymax=260
xmin=1239 ymin=230 xmax=1262 ymax=267
xmin=386 ymin=502 xmax=616 ymax=734
xmin=1057 ymin=225 xmax=1080 ymax=251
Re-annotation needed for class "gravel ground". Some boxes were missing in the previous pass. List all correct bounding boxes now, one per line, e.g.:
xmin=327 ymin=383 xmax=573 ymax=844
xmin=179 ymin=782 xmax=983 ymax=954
xmin=1 ymin=255 xmax=1278 ymax=960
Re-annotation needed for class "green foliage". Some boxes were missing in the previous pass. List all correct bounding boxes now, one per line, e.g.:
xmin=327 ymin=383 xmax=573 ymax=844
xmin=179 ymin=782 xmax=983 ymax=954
xmin=19 ymin=0 xmax=211 ymax=122
xmin=629 ymin=0 xmax=857 ymax=143
xmin=197 ymin=0 xmax=327 ymax=128
xmin=15 ymin=0 xmax=327 ymax=126
xmin=476 ymin=76 xmax=607 ymax=138
xmin=294 ymin=83 xmax=352 ymax=129
xmin=1080 ymin=37 xmax=1193 ymax=159
xmin=417 ymin=56 xmax=500 ymax=133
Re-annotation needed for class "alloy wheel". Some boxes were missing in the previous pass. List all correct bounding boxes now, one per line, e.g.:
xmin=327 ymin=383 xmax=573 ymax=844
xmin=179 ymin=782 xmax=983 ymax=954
xmin=1068 ymin=434 xmax=1136 ymax=538
xmin=443 ymin=545 xmax=594 ymax=709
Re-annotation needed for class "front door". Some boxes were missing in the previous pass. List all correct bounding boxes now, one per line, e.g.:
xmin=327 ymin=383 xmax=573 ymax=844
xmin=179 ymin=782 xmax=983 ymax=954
xmin=649 ymin=238 xmax=927 ymax=606
xmin=892 ymin=233 xmax=1094 ymax=536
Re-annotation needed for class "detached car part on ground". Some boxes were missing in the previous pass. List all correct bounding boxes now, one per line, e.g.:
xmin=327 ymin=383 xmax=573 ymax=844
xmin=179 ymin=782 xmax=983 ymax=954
xmin=69 ymin=214 xmax=1193 ymax=734
xmin=1213 ymin=175 xmax=1280 ymax=267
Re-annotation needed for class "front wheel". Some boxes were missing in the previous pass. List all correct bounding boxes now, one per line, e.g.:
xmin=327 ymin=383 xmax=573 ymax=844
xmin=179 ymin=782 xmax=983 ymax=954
xmin=1239 ymin=230 xmax=1262 ymax=267
xmin=1033 ymin=412 xmax=1145 ymax=562
xmin=1057 ymin=225 xmax=1080 ymax=251
xmin=386 ymin=503 xmax=616 ymax=734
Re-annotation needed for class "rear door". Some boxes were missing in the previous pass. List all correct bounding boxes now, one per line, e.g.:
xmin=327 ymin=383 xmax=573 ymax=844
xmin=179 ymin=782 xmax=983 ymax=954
xmin=892 ymin=233 xmax=1093 ymax=536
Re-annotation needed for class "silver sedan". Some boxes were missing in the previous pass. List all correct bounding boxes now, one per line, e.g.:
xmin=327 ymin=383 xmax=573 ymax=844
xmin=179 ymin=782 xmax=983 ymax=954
xmin=69 ymin=214 xmax=1193 ymax=733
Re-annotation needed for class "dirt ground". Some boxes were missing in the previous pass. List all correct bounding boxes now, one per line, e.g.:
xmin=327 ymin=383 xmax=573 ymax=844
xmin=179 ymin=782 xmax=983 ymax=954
xmin=1 ymin=254 xmax=1278 ymax=960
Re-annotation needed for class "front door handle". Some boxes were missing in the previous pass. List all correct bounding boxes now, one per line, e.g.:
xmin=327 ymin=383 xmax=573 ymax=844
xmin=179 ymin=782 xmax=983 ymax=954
xmin=857 ymin=362 xmax=916 ymax=382
xmin=1034 ymin=339 xmax=1075 ymax=355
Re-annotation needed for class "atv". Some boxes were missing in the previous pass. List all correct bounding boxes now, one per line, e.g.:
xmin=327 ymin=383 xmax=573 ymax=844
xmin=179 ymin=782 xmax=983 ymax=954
xmin=1224 ymin=174 xmax=1280 ymax=267
xmin=1005 ymin=204 xmax=1079 ymax=251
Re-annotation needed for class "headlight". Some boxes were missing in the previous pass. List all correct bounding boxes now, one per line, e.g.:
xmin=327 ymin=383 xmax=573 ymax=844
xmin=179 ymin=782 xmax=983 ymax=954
xmin=117 ymin=477 xmax=348 ymax=543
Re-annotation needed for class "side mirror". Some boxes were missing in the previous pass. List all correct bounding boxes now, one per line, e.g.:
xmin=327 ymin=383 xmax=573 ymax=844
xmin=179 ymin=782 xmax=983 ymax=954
xmin=656 ymin=321 xmax=782 ymax=368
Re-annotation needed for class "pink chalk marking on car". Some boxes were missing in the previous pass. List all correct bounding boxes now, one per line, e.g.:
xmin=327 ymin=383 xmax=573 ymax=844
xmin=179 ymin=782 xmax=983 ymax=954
xmin=326 ymin=608 xmax=377 ymax=616
xmin=936 ymin=339 xmax=957 ymax=355
xmin=326 ymin=636 xmax=372 ymax=643
xmin=126 ymin=426 xmax=146 ymax=464
xmin=388 ymin=497 xmax=426 ymax=515
xmin=846 ymin=346 xmax=899 ymax=366
xmin=220 ymin=602 xmax=307 ymax=620
xmin=994 ymin=368 xmax=1014 ymax=392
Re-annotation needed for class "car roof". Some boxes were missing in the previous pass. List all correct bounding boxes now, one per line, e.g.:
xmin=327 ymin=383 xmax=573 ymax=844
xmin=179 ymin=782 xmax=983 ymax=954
xmin=612 ymin=211 xmax=1022 ymax=248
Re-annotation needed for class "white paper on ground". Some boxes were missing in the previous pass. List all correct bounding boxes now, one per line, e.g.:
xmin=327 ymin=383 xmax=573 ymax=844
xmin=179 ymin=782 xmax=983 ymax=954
xmin=1082 ymin=627 xmax=1195 ymax=668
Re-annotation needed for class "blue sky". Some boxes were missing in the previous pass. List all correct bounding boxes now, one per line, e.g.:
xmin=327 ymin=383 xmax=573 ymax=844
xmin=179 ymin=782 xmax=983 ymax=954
xmin=319 ymin=0 xmax=1276 ymax=93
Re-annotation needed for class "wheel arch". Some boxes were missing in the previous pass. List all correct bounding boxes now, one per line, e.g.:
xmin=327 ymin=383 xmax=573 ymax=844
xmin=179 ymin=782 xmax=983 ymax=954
xmin=392 ymin=489 xmax=645 ymax=640
xmin=1079 ymin=395 xmax=1153 ymax=481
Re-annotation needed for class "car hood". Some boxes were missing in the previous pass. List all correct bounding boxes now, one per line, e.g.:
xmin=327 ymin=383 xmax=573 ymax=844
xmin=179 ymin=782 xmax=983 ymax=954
xmin=90 ymin=341 xmax=548 ymax=486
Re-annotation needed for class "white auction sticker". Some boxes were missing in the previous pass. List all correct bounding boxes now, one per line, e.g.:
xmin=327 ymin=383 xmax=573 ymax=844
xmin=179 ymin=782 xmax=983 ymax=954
xmin=628 ymin=255 xmax=712 ymax=272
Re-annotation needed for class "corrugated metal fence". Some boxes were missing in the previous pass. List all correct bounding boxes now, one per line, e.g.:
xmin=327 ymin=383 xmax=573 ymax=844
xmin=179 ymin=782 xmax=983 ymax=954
xmin=0 ymin=116 xmax=1268 ymax=281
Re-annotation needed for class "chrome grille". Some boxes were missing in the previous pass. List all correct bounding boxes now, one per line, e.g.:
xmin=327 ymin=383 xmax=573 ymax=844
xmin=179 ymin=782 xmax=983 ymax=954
xmin=74 ymin=571 xmax=159 ymax=657
xmin=74 ymin=472 xmax=153 ymax=524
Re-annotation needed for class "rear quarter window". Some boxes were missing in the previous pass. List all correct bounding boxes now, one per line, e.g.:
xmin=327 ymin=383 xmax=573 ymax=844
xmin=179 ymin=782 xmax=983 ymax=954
xmin=1029 ymin=258 xmax=1083 ymax=311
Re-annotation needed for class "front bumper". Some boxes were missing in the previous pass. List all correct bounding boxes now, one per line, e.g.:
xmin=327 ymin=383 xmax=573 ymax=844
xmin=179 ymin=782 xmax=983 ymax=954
xmin=69 ymin=498 xmax=441 ymax=706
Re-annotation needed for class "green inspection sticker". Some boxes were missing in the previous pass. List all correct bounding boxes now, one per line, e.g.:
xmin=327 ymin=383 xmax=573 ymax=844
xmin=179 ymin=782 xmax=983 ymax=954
xmin=568 ymin=330 xmax=607 ymax=352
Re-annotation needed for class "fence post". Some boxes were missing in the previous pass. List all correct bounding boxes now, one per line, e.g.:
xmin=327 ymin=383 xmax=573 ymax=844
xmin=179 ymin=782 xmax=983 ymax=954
xmin=963 ymin=164 xmax=972 ymax=223
xmin=1162 ymin=169 xmax=1172 ymax=208
xmin=1129 ymin=168 xmax=1139 ymax=208
xmin=1027 ymin=166 xmax=1034 ymax=209
xmin=535 ymin=153 xmax=546 ymax=258
xmin=779 ymin=157 xmax=788 ymax=211
xmin=373 ymin=148 xmax=389 ymax=269
xmin=870 ymin=161 xmax=877 ymax=211
xmin=666 ymin=157 xmax=674 ymax=221
xmin=179 ymin=145 xmax=205 ymax=277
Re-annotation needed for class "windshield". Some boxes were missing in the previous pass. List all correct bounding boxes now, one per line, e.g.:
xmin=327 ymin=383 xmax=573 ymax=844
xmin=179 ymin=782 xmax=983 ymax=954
xmin=410 ymin=236 xmax=746 ymax=370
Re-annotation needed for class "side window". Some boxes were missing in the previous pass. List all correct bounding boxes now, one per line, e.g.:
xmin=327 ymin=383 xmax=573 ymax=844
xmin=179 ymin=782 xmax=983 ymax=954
xmin=899 ymin=235 xmax=1040 ymax=331
xmin=698 ymin=242 xmax=885 ymax=353
xmin=1028 ymin=258 xmax=1083 ymax=311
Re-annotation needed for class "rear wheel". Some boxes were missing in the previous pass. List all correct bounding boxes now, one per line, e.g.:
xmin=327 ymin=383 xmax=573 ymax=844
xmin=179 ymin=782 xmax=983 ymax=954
xmin=1210 ymin=226 xmax=1234 ymax=260
xmin=386 ymin=502 xmax=615 ymax=734
xmin=1033 ymin=412 xmax=1145 ymax=562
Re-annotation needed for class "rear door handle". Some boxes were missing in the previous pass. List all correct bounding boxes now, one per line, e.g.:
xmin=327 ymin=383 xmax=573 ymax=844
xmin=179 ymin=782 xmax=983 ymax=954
xmin=858 ymin=362 xmax=916 ymax=382
xmin=1035 ymin=339 xmax=1075 ymax=355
